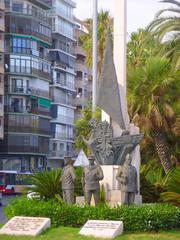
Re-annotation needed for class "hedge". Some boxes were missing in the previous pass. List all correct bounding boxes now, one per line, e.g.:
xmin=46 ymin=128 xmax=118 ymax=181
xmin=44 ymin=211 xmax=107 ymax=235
xmin=5 ymin=197 xmax=180 ymax=232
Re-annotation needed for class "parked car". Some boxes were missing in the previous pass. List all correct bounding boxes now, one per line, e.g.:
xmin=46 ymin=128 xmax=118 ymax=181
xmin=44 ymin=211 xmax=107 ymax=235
xmin=0 ymin=185 xmax=15 ymax=195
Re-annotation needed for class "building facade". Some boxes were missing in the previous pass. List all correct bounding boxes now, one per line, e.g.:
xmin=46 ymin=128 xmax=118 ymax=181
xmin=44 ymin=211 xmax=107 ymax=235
xmin=0 ymin=0 xmax=52 ymax=172
xmin=0 ymin=0 xmax=5 ymax=140
xmin=74 ymin=19 xmax=92 ymax=120
xmin=48 ymin=0 xmax=76 ymax=169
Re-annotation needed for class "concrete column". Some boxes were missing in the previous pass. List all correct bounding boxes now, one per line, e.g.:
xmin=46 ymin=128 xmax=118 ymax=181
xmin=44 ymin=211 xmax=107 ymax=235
xmin=113 ymin=0 xmax=129 ymax=131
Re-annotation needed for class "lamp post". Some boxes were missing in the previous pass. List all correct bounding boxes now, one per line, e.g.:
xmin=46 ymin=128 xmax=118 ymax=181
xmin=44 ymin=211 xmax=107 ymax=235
xmin=92 ymin=0 xmax=98 ymax=113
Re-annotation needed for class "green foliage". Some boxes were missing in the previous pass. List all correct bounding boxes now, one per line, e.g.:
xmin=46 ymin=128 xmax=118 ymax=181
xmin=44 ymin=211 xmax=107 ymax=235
xmin=5 ymin=197 xmax=180 ymax=232
xmin=74 ymin=167 xmax=84 ymax=197
xmin=81 ymin=10 xmax=112 ymax=75
xmin=74 ymin=103 xmax=101 ymax=154
xmin=29 ymin=168 xmax=84 ymax=200
xmin=161 ymin=168 xmax=180 ymax=206
xmin=29 ymin=169 xmax=62 ymax=200
xmin=100 ymin=184 xmax=106 ymax=204
xmin=140 ymin=165 xmax=172 ymax=203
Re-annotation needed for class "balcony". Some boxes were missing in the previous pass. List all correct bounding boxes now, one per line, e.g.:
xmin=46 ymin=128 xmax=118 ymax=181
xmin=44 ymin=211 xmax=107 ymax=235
xmin=9 ymin=86 xmax=50 ymax=99
xmin=53 ymin=79 xmax=75 ymax=92
xmin=6 ymin=105 xmax=50 ymax=117
xmin=9 ymin=66 xmax=51 ymax=81
xmin=52 ymin=24 xmax=75 ymax=41
xmin=31 ymin=0 xmax=52 ymax=10
xmin=0 ymin=0 xmax=5 ymax=11
xmin=5 ymin=7 xmax=51 ymax=25
xmin=74 ymin=46 xmax=86 ymax=57
xmin=8 ymin=125 xmax=51 ymax=136
xmin=74 ymin=96 xmax=88 ymax=108
xmin=54 ymin=132 xmax=74 ymax=141
xmin=49 ymin=150 xmax=74 ymax=159
xmin=6 ymin=16 xmax=52 ymax=44
xmin=7 ymin=145 xmax=48 ymax=154
xmin=52 ymin=95 xmax=74 ymax=107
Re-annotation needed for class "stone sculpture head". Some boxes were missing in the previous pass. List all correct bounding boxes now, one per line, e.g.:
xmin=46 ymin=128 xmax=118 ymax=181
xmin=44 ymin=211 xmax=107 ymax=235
xmin=88 ymin=155 xmax=95 ymax=166
xmin=64 ymin=156 xmax=74 ymax=166
xmin=125 ymin=154 xmax=132 ymax=166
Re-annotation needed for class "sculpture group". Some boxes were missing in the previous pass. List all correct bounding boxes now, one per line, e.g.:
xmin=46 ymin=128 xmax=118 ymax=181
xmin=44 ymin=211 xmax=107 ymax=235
xmin=61 ymin=153 xmax=138 ymax=206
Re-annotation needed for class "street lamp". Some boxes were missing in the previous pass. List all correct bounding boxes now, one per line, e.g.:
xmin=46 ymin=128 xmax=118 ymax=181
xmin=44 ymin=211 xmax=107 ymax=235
xmin=92 ymin=0 xmax=98 ymax=113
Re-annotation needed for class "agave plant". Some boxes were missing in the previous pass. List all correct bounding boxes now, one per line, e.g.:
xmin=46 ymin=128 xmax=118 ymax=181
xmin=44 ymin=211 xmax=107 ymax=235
xmin=161 ymin=168 xmax=180 ymax=206
xmin=29 ymin=169 xmax=62 ymax=200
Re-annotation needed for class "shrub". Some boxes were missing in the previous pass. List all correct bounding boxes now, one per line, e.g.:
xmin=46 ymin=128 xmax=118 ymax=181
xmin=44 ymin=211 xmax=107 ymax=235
xmin=5 ymin=197 xmax=180 ymax=232
xmin=29 ymin=169 xmax=62 ymax=200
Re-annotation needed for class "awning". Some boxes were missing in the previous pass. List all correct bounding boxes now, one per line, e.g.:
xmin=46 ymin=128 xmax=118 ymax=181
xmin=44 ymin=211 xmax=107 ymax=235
xmin=38 ymin=98 xmax=51 ymax=108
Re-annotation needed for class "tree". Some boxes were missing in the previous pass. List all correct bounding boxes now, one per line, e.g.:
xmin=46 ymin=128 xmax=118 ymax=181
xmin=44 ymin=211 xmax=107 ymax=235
xmin=161 ymin=168 xmax=180 ymax=206
xmin=81 ymin=10 xmax=112 ymax=77
xmin=127 ymin=29 xmax=160 ymax=68
xmin=128 ymin=57 xmax=179 ymax=174
xmin=148 ymin=0 xmax=180 ymax=70
xmin=74 ymin=103 xmax=101 ymax=155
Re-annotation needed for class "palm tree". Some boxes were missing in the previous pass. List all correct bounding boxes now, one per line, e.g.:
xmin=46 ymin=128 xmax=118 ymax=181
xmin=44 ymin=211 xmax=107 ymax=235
xmin=127 ymin=29 xmax=160 ymax=68
xmin=128 ymin=57 xmax=179 ymax=174
xmin=80 ymin=10 xmax=112 ymax=77
xmin=148 ymin=0 xmax=180 ymax=69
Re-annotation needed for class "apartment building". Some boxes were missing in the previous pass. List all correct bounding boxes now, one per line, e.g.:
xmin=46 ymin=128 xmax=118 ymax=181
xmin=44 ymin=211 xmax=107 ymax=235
xmin=74 ymin=19 xmax=92 ymax=120
xmin=48 ymin=0 xmax=76 ymax=168
xmin=0 ymin=0 xmax=52 ymax=172
xmin=0 ymin=0 xmax=4 ymax=140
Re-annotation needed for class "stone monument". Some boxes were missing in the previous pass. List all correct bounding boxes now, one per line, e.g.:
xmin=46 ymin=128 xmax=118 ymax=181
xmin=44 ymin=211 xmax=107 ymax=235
xmin=83 ymin=0 xmax=143 ymax=206
xmin=61 ymin=156 xmax=76 ymax=204
xmin=82 ymin=155 xmax=104 ymax=206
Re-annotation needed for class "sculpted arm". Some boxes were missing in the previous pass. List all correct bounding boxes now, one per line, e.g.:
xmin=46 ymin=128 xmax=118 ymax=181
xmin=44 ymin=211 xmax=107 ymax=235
xmin=97 ymin=166 xmax=104 ymax=181
xmin=70 ymin=167 xmax=76 ymax=183
xmin=116 ymin=167 xmax=122 ymax=182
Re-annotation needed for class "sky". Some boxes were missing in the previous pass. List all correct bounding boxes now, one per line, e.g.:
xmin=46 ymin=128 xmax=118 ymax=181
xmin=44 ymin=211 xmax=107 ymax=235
xmin=74 ymin=0 xmax=168 ymax=35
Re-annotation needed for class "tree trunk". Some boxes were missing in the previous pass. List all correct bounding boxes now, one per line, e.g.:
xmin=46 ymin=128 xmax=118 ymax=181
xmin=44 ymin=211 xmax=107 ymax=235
xmin=154 ymin=131 xmax=172 ymax=174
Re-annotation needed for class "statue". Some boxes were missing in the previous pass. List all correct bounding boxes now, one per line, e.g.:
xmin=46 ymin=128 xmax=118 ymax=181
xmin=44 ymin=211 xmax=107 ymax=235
xmin=82 ymin=155 xmax=104 ymax=206
xmin=61 ymin=156 xmax=76 ymax=204
xmin=116 ymin=154 xmax=138 ymax=205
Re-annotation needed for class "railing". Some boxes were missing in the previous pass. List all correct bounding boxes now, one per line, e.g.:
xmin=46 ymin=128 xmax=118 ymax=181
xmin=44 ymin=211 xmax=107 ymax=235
xmin=5 ymin=7 xmax=51 ymax=25
xmin=49 ymin=150 xmax=74 ymax=158
xmin=8 ymin=145 xmax=48 ymax=154
xmin=9 ymin=86 xmax=50 ymax=98
xmin=9 ymin=66 xmax=51 ymax=81
xmin=6 ymin=105 xmax=50 ymax=117
xmin=54 ymin=79 xmax=75 ymax=91
xmin=56 ymin=114 xmax=74 ymax=125
xmin=54 ymin=133 xmax=74 ymax=141
xmin=8 ymin=25 xmax=51 ymax=44
xmin=52 ymin=94 xmax=73 ymax=105
xmin=52 ymin=24 xmax=74 ymax=40
xmin=8 ymin=125 xmax=51 ymax=136
xmin=51 ymin=7 xmax=73 ymax=22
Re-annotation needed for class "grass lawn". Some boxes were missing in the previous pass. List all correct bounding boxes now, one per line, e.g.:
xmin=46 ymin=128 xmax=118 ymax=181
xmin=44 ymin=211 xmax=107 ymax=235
xmin=0 ymin=227 xmax=179 ymax=240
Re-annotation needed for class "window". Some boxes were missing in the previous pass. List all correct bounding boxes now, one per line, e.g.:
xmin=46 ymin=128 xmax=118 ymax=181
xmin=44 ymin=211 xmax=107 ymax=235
xmin=12 ymin=3 xmax=23 ymax=13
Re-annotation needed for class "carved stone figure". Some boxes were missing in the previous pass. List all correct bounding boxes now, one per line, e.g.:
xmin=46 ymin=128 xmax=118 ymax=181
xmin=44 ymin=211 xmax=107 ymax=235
xmin=116 ymin=154 xmax=138 ymax=205
xmin=82 ymin=156 xmax=104 ymax=206
xmin=61 ymin=156 xmax=76 ymax=204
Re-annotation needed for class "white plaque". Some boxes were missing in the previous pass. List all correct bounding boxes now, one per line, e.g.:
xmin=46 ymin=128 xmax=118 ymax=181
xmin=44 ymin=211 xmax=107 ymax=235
xmin=0 ymin=216 xmax=51 ymax=236
xmin=79 ymin=220 xmax=123 ymax=239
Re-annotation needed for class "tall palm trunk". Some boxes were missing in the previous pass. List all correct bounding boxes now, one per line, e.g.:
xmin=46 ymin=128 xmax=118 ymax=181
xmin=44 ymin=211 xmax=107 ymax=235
xmin=154 ymin=131 xmax=172 ymax=174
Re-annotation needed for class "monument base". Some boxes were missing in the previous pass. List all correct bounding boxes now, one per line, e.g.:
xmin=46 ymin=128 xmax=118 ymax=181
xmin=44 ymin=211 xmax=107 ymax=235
xmin=100 ymin=165 xmax=142 ymax=206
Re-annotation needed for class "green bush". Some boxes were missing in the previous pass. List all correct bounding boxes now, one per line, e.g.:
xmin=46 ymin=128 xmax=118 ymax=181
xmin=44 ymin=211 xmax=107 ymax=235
xmin=5 ymin=197 xmax=180 ymax=232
